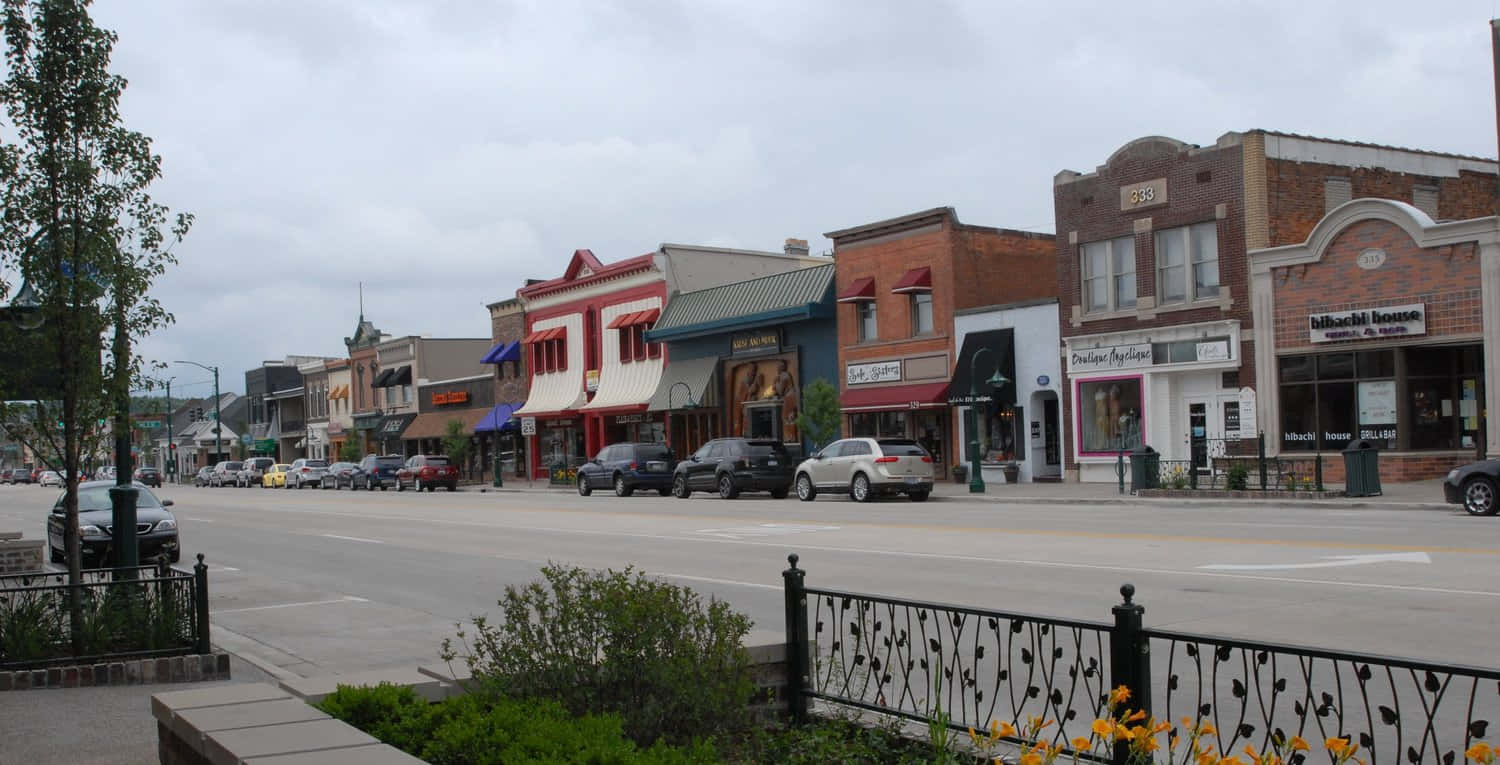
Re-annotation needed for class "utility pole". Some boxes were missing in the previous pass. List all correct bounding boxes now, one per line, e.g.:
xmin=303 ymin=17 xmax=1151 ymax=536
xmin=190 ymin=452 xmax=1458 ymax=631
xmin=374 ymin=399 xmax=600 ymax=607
xmin=165 ymin=377 xmax=174 ymax=483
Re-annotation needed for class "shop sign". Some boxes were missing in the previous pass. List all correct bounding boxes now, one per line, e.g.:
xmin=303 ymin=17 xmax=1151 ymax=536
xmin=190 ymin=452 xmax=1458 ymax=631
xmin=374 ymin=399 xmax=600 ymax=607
xmin=846 ymin=360 xmax=902 ymax=386
xmin=730 ymin=328 xmax=781 ymax=356
xmin=614 ymin=413 xmax=650 ymax=424
xmin=1036 ymin=375 xmax=1050 ymax=386
xmin=1223 ymin=401 xmax=1241 ymax=438
xmin=585 ymin=370 xmax=600 ymax=392
xmin=1357 ymin=381 xmax=1397 ymax=442
xmin=520 ymin=417 xmax=536 ymax=436
xmin=542 ymin=418 xmax=574 ymax=428
xmin=1068 ymin=343 xmax=1152 ymax=373
xmin=431 ymin=391 xmax=469 ymax=405
xmin=1195 ymin=341 xmax=1230 ymax=362
xmin=1309 ymin=303 xmax=1425 ymax=343
xmin=1238 ymin=387 xmax=1257 ymax=436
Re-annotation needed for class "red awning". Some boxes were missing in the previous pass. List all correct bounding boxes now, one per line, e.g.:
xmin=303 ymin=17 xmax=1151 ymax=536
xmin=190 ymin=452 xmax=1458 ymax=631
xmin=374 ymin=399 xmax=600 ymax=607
xmin=891 ymin=267 xmax=932 ymax=293
xmin=836 ymin=276 xmax=876 ymax=303
xmin=840 ymin=382 xmax=950 ymax=412
xmin=606 ymin=307 xmax=661 ymax=329
xmin=522 ymin=327 xmax=565 ymax=344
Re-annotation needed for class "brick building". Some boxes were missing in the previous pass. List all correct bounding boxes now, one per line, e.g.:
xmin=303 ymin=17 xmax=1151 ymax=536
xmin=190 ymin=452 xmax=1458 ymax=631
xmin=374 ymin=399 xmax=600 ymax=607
xmin=825 ymin=207 xmax=1056 ymax=481
xmin=1053 ymin=131 xmax=1498 ymax=482
xmin=475 ymin=297 xmax=529 ymax=479
xmin=344 ymin=314 xmax=390 ymax=456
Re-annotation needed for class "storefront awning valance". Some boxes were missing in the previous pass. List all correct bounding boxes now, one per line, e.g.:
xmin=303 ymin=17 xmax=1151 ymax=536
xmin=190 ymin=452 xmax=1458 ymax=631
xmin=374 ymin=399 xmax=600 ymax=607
xmin=388 ymin=366 xmax=412 ymax=386
xmin=646 ymin=356 xmax=719 ymax=412
xmin=837 ymin=277 xmax=876 ymax=303
xmin=606 ymin=308 xmax=662 ymax=330
xmin=372 ymin=369 xmax=395 ymax=388
xmin=841 ymin=382 xmax=949 ymax=412
xmin=522 ymin=327 xmax=566 ymax=344
xmin=474 ymin=402 xmax=524 ymax=432
xmin=375 ymin=413 xmax=416 ymax=439
xmin=402 ymin=408 xmax=490 ymax=441
xmin=481 ymin=340 xmax=521 ymax=364
xmin=891 ymin=267 xmax=932 ymax=294
xmin=948 ymin=328 xmax=1016 ymax=405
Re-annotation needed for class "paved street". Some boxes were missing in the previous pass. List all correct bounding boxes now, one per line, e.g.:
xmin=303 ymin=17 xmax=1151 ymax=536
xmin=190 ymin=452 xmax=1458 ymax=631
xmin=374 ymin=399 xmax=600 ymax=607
xmin=1 ymin=480 xmax=1495 ymax=678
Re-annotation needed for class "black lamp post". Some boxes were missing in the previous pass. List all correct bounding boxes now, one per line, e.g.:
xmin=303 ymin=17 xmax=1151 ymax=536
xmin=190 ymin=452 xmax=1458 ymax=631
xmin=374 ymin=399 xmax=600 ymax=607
xmin=174 ymin=360 xmax=220 ymax=466
xmin=966 ymin=348 xmax=1010 ymax=494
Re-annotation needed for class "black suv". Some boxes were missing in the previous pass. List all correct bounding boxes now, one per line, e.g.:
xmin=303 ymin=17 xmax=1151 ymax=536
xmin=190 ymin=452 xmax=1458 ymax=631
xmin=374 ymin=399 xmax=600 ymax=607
xmin=576 ymin=442 xmax=676 ymax=497
xmin=354 ymin=454 xmax=403 ymax=490
xmin=133 ymin=466 xmax=162 ymax=488
xmin=671 ymin=438 xmax=793 ymax=499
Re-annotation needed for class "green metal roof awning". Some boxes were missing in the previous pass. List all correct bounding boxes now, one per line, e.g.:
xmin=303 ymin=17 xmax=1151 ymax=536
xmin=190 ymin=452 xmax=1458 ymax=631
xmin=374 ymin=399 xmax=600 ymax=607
xmin=646 ymin=264 xmax=835 ymax=342
xmin=646 ymin=356 xmax=719 ymax=412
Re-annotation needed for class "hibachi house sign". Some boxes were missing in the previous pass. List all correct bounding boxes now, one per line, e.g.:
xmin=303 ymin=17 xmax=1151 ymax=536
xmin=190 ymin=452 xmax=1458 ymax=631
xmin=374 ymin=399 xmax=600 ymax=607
xmin=1308 ymin=303 xmax=1425 ymax=343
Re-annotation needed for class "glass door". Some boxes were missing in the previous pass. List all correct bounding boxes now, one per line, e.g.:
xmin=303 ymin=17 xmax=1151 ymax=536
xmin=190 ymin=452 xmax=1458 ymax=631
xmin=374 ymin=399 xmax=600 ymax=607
xmin=1188 ymin=401 xmax=1208 ymax=473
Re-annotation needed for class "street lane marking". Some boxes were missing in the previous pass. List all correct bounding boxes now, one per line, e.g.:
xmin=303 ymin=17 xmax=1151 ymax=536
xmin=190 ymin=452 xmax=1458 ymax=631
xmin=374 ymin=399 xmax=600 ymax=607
xmin=1201 ymin=552 xmax=1431 ymax=571
xmin=693 ymin=523 xmax=840 ymax=539
xmin=218 ymin=596 xmax=369 ymax=614
xmin=321 ymin=534 xmax=384 ymax=544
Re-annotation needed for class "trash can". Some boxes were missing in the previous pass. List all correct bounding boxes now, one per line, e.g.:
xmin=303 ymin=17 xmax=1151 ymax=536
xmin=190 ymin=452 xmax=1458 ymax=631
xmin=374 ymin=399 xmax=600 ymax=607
xmin=492 ymin=452 xmax=504 ymax=488
xmin=1341 ymin=440 xmax=1382 ymax=497
xmin=1129 ymin=446 xmax=1160 ymax=491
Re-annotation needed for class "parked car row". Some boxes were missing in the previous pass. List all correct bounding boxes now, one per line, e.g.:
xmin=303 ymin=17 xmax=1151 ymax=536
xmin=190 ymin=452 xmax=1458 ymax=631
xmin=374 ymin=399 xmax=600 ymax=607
xmin=187 ymin=454 xmax=460 ymax=492
xmin=576 ymin=437 xmax=935 ymax=502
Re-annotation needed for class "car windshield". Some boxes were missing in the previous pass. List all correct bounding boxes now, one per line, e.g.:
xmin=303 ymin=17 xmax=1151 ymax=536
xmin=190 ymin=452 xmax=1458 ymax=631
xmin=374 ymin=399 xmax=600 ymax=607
xmin=375 ymin=457 xmax=402 ymax=467
xmin=877 ymin=440 xmax=929 ymax=457
xmin=305 ymin=460 xmax=328 ymax=468
xmin=424 ymin=457 xmax=449 ymax=466
xmin=222 ymin=462 xmax=243 ymax=470
xmin=745 ymin=442 xmax=789 ymax=457
xmin=57 ymin=484 xmax=163 ymax=512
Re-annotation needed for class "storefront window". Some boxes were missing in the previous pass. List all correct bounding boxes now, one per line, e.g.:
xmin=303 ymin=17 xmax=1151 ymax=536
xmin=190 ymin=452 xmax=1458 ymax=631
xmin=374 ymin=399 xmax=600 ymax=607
xmin=981 ymin=403 xmax=1023 ymax=462
xmin=1316 ymin=382 xmax=1355 ymax=451
xmin=1279 ymin=348 xmax=1436 ymax=452
xmin=1078 ymin=377 xmax=1142 ymax=453
xmin=849 ymin=413 xmax=876 ymax=437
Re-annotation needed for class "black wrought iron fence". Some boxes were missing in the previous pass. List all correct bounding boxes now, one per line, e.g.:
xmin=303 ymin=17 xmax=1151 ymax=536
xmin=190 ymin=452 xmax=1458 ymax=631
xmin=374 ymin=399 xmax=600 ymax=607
xmin=0 ymin=555 xmax=209 ymax=670
xmin=782 ymin=555 xmax=1500 ymax=764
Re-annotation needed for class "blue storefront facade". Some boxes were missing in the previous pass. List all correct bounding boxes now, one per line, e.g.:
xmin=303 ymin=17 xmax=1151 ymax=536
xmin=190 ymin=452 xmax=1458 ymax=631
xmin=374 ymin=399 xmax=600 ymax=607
xmin=645 ymin=264 xmax=839 ymax=458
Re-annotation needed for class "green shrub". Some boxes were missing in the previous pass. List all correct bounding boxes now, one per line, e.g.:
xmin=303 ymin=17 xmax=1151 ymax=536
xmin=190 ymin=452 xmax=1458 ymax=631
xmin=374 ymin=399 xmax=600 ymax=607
xmin=732 ymin=718 xmax=930 ymax=765
xmin=318 ymin=684 xmax=720 ymax=765
xmin=443 ymin=563 xmax=754 ymax=747
xmin=1226 ymin=465 xmax=1249 ymax=490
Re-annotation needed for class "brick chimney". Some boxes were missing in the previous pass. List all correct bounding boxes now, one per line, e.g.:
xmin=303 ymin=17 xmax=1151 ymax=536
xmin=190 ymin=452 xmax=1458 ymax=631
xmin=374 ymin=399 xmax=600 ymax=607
xmin=783 ymin=238 xmax=809 ymax=256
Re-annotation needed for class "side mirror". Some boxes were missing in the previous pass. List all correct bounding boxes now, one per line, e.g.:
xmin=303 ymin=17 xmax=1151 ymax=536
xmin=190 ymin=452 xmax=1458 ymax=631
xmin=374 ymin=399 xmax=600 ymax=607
xmin=161 ymin=499 xmax=174 ymax=507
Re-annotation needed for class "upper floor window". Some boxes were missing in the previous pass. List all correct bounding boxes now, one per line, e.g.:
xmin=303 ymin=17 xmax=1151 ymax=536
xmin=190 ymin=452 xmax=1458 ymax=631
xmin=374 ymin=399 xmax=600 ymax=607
xmin=616 ymin=322 xmax=661 ymax=363
xmin=910 ymin=292 xmax=933 ymax=335
xmin=1154 ymin=222 xmax=1219 ymax=305
xmin=530 ymin=337 xmax=568 ymax=374
xmin=857 ymin=301 xmax=878 ymax=342
xmin=1081 ymin=235 xmax=1135 ymax=313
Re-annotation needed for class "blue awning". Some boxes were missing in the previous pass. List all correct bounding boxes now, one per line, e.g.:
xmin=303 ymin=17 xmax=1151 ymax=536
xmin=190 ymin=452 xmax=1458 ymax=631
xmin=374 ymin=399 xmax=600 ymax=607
xmin=481 ymin=340 xmax=521 ymax=365
xmin=473 ymin=402 xmax=524 ymax=432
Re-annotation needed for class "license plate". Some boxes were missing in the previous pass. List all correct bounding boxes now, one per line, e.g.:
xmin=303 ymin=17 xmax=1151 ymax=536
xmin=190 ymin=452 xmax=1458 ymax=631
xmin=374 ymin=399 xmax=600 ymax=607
xmin=767 ymin=459 xmax=778 ymax=466
xmin=647 ymin=463 xmax=666 ymax=472
xmin=904 ymin=477 xmax=920 ymax=485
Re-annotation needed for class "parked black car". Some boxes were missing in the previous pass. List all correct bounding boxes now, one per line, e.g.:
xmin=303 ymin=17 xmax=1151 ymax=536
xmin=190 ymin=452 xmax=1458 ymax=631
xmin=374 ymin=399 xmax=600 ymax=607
xmin=671 ymin=438 xmax=793 ymax=499
xmin=576 ymin=442 xmax=675 ymax=497
xmin=322 ymin=462 xmax=358 ymax=489
xmin=354 ymin=454 xmax=403 ymax=490
xmin=47 ymin=479 xmax=179 ymax=565
xmin=1444 ymin=460 xmax=1500 ymax=515
xmin=133 ymin=466 xmax=162 ymax=488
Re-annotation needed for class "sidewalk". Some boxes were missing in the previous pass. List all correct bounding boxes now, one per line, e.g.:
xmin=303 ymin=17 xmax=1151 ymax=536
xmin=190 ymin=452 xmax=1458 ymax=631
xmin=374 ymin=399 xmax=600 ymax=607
xmin=462 ymin=475 xmax=1452 ymax=511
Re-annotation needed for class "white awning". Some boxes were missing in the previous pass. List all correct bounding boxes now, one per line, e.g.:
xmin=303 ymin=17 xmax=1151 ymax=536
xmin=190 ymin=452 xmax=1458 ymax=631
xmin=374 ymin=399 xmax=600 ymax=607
xmin=581 ymin=357 xmax=663 ymax=411
xmin=514 ymin=315 xmax=587 ymax=417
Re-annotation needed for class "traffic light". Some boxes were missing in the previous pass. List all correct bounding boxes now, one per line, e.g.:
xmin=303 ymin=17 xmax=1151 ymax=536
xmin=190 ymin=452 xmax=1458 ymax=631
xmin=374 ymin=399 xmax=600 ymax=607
xmin=169 ymin=443 xmax=177 ymax=451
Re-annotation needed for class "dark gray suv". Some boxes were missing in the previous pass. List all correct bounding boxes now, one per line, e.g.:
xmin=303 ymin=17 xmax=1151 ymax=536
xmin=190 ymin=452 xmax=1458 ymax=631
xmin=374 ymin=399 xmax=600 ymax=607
xmin=671 ymin=438 xmax=793 ymax=499
xmin=236 ymin=457 xmax=275 ymax=488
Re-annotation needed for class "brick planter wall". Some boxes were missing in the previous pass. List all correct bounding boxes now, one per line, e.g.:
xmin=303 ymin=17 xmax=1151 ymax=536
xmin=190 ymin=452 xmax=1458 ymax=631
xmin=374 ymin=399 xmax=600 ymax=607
xmin=0 ymin=535 xmax=44 ymax=574
xmin=0 ymin=652 xmax=229 ymax=691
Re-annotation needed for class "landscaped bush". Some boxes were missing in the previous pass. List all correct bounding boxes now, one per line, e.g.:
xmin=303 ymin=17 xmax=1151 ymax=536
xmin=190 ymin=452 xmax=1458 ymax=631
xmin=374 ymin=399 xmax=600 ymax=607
xmin=442 ymin=563 xmax=754 ymax=747
xmin=318 ymin=683 xmax=719 ymax=765
xmin=1226 ymin=464 xmax=1249 ymax=490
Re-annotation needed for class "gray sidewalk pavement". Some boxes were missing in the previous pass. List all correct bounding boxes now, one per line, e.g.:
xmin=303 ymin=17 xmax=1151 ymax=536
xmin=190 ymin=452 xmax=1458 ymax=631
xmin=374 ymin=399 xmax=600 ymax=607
xmin=464 ymin=474 xmax=1452 ymax=510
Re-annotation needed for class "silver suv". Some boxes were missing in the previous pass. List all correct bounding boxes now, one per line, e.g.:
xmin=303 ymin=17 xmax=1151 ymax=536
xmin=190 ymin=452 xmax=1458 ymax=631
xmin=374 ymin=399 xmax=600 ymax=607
xmin=209 ymin=460 xmax=243 ymax=487
xmin=793 ymin=438 xmax=935 ymax=503
xmin=236 ymin=457 xmax=275 ymax=487
xmin=286 ymin=458 xmax=329 ymax=489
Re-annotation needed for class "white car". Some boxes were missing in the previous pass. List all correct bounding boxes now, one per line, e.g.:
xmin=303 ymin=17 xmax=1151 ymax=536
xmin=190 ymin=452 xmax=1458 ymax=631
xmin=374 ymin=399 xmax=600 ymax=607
xmin=793 ymin=437 xmax=935 ymax=503
xmin=38 ymin=470 xmax=62 ymax=487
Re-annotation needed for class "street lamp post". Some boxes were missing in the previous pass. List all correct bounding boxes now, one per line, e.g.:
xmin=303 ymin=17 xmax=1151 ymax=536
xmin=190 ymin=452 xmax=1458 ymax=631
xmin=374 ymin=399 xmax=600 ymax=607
xmin=668 ymin=381 xmax=697 ymax=452
xmin=966 ymin=347 xmax=1010 ymax=494
xmin=175 ymin=361 xmax=221 ymax=467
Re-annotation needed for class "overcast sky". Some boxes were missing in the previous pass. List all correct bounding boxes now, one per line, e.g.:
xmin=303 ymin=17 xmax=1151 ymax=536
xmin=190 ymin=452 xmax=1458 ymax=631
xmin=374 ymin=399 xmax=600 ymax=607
xmin=81 ymin=1 xmax=1500 ymax=398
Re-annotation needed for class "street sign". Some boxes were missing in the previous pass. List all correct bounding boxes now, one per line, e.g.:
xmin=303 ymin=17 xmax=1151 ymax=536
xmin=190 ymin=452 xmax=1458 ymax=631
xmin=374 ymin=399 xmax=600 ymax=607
xmin=241 ymin=433 xmax=252 ymax=445
xmin=520 ymin=417 xmax=536 ymax=436
xmin=138 ymin=420 xmax=162 ymax=429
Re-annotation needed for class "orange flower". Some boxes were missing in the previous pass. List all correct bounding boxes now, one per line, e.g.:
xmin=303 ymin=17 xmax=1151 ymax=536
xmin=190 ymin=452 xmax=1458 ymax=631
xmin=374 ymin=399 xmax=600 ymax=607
xmin=1468 ymin=741 xmax=1496 ymax=764
xmin=1110 ymin=685 xmax=1131 ymax=705
xmin=1072 ymin=736 xmax=1091 ymax=750
xmin=1092 ymin=719 xmax=1113 ymax=737
xmin=996 ymin=720 xmax=1017 ymax=739
xmin=1125 ymin=709 xmax=1147 ymax=723
xmin=1019 ymin=754 xmax=1042 ymax=765
xmin=1288 ymin=736 xmax=1310 ymax=752
xmin=1199 ymin=721 xmax=1218 ymax=737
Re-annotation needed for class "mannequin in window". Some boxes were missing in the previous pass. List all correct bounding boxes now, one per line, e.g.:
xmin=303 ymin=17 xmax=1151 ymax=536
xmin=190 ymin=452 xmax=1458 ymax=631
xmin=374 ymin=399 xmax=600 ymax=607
xmin=1093 ymin=387 xmax=1110 ymax=450
xmin=772 ymin=359 xmax=800 ymax=442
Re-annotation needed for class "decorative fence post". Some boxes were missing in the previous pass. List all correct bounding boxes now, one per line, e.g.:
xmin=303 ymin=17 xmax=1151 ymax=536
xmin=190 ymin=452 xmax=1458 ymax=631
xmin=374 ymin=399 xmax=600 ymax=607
xmin=1109 ymin=584 xmax=1150 ymax=765
xmin=782 ymin=554 xmax=810 ymax=725
xmin=1257 ymin=432 xmax=1268 ymax=490
xmin=1115 ymin=447 xmax=1126 ymax=495
xmin=1314 ymin=452 xmax=1324 ymax=491
xmin=193 ymin=553 xmax=211 ymax=656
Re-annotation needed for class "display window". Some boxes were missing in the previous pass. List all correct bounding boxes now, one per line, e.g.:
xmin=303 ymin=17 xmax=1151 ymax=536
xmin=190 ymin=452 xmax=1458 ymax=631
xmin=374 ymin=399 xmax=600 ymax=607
xmin=1076 ymin=376 xmax=1143 ymax=454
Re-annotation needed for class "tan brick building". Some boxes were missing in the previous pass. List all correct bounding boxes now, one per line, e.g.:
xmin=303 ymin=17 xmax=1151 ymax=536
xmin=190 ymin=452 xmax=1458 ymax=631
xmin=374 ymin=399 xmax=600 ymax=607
xmin=1054 ymin=131 xmax=1497 ymax=482
xmin=826 ymin=207 xmax=1055 ymax=481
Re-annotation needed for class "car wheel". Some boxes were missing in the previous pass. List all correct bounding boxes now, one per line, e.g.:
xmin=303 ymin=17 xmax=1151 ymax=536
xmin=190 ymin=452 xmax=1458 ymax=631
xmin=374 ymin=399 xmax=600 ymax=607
xmin=851 ymin=473 xmax=874 ymax=503
xmin=397 ymin=480 xmax=406 ymax=492
xmin=577 ymin=475 xmax=592 ymax=497
xmin=718 ymin=473 xmax=739 ymax=500
xmin=426 ymin=482 xmax=436 ymax=493
xmin=908 ymin=490 xmax=930 ymax=503
xmin=657 ymin=487 xmax=671 ymax=497
xmin=1464 ymin=476 xmax=1499 ymax=516
xmin=795 ymin=474 xmax=816 ymax=502
xmin=416 ymin=478 xmax=425 ymax=493
xmin=50 ymin=545 xmax=63 ymax=564
xmin=672 ymin=475 xmax=690 ymax=499
xmin=446 ymin=483 xmax=457 ymax=492
xmin=614 ymin=475 xmax=633 ymax=497
xmin=770 ymin=487 xmax=789 ymax=500
xmin=379 ymin=485 xmax=387 ymax=491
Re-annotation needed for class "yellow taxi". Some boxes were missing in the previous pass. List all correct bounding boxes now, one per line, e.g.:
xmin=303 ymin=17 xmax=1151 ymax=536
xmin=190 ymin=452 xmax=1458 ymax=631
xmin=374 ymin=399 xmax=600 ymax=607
xmin=261 ymin=463 xmax=291 ymax=488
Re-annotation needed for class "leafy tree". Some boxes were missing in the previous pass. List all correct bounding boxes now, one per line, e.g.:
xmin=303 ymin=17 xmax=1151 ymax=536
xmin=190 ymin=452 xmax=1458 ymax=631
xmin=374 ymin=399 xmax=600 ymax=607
xmin=0 ymin=0 xmax=190 ymax=647
xmin=339 ymin=438 xmax=362 ymax=463
xmin=442 ymin=419 xmax=470 ymax=475
xmin=795 ymin=378 xmax=841 ymax=451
